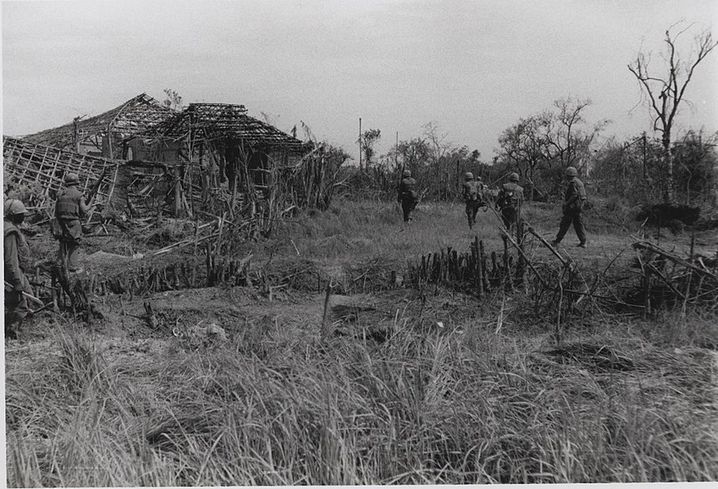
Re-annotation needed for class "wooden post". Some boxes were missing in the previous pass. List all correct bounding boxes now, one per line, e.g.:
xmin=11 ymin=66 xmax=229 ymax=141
xmin=643 ymin=267 xmax=652 ymax=318
xmin=502 ymin=236 xmax=509 ymax=277
xmin=451 ymin=248 xmax=458 ymax=281
xmin=358 ymin=118 xmax=362 ymax=172
xmin=321 ymin=280 xmax=333 ymax=342
xmin=476 ymin=238 xmax=484 ymax=299
xmin=206 ymin=242 xmax=213 ymax=286
xmin=480 ymin=240 xmax=489 ymax=292
xmin=456 ymin=160 xmax=460 ymax=199
xmin=516 ymin=217 xmax=526 ymax=284
xmin=174 ymin=165 xmax=182 ymax=218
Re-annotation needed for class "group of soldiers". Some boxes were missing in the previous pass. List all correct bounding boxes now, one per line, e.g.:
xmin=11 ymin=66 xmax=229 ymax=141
xmin=5 ymin=167 xmax=586 ymax=340
xmin=4 ymin=173 xmax=91 ymax=339
xmin=397 ymin=166 xmax=588 ymax=247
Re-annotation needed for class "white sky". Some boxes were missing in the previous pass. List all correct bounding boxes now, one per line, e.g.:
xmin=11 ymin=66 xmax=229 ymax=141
xmin=2 ymin=0 xmax=718 ymax=162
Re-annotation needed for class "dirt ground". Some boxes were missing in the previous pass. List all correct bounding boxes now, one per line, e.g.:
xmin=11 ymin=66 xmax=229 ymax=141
xmin=7 ymin=202 xmax=717 ymax=364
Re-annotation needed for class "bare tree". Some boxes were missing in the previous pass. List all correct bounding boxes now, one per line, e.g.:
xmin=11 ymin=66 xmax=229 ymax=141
xmin=546 ymin=97 xmax=604 ymax=170
xmin=628 ymin=24 xmax=717 ymax=203
xmin=497 ymin=114 xmax=551 ymax=200
xmin=422 ymin=121 xmax=454 ymax=162
xmin=162 ymin=88 xmax=184 ymax=111
xmin=496 ymin=97 xmax=605 ymax=199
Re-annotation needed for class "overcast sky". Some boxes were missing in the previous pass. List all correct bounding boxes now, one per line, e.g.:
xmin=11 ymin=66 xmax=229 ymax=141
xmin=2 ymin=0 xmax=718 ymax=162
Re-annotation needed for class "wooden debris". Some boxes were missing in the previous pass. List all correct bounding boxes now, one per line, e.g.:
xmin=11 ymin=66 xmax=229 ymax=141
xmin=408 ymin=239 xmax=504 ymax=295
xmin=632 ymin=240 xmax=718 ymax=313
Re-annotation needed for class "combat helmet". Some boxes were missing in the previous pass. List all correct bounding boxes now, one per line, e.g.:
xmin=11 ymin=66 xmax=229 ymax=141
xmin=464 ymin=172 xmax=474 ymax=181
xmin=402 ymin=169 xmax=411 ymax=177
xmin=564 ymin=166 xmax=578 ymax=177
xmin=4 ymin=198 xmax=27 ymax=217
xmin=508 ymin=172 xmax=519 ymax=182
xmin=64 ymin=172 xmax=80 ymax=185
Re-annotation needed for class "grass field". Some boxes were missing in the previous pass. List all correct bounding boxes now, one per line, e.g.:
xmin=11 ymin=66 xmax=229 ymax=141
xmin=4 ymin=198 xmax=718 ymax=486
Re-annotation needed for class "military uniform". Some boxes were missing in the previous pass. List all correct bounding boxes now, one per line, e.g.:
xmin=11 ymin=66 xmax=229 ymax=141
xmin=552 ymin=170 xmax=587 ymax=247
xmin=398 ymin=176 xmax=418 ymax=223
xmin=55 ymin=176 xmax=89 ymax=272
xmin=462 ymin=177 xmax=484 ymax=229
xmin=497 ymin=181 xmax=524 ymax=230
xmin=4 ymin=205 xmax=31 ymax=338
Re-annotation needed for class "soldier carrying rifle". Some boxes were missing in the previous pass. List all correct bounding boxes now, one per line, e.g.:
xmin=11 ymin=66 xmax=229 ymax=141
xmin=53 ymin=172 xmax=94 ymax=274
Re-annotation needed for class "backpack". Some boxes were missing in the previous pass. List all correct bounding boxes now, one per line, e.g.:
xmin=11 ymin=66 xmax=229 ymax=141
xmin=498 ymin=185 xmax=519 ymax=211
xmin=465 ymin=181 xmax=484 ymax=202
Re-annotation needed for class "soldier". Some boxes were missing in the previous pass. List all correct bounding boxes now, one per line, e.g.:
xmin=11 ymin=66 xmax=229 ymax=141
xmin=551 ymin=166 xmax=587 ymax=248
xmin=55 ymin=172 xmax=91 ymax=273
xmin=496 ymin=172 xmax=524 ymax=231
xmin=462 ymin=172 xmax=485 ymax=229
xmin=397 ymin=169 xmax=419 ymax=223
xmin=4 ymin=198 xmax=32 ymax=339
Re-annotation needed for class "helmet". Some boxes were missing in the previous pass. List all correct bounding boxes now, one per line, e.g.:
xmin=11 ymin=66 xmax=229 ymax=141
xmin=64 ymin=172 xmax=80 ymax=185
xmin=4 ymin=198 xmax=27 ymax=217
xmin=508 ymin=172 xmax=519 ymax=182
xmin=476 ymin=175 xmax=482 ymax=181
xmin=464 ymin=172 xmax=474 ymax=181
xmin=564 ymin=166 xmax=578 ymax=177
xmin=402 ymin=169 xmax=411 ymax=177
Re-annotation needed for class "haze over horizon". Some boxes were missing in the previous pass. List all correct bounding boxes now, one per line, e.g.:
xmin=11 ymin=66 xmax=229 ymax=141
xmin=2 ymin=0 xmax=718 ymax=163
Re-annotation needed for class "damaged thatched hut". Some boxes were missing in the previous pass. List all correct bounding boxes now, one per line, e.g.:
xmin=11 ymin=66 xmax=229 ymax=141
xmin=5 ymin=94 xmax=332 ymax=237
xmin=124 ymin=102 xmax=312 ymax=223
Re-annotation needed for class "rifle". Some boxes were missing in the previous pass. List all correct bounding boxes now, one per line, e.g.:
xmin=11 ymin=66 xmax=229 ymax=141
xmin=4 ymin=280 xmax=45 ymax=307
xmin=84 ymin=167 xmax=110 ymax=223
xmin=86 ymin=167 xmax=110 ymax=206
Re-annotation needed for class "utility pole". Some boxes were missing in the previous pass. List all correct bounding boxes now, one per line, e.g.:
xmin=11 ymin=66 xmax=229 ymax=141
xmin=358 ymin=117 xmax=362 ymax=172
xmin=643 ymin=131 xmax=646 ymax=180
xmin=395 ymin=131 xmax=399 ymax=170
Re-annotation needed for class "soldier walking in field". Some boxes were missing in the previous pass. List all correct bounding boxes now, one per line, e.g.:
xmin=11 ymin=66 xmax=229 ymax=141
xmin=495 ymin=172 xmax=524 ymax=232
xmin=550 ymin=166 xmax=587 ymax=248
xmin=397 ymin=169 xmax=419 ymax=223
xmin=462 ymin=172 xmax=485 ymax=229
xmin=4 ymin=198 xmax=32 ymax=339
xmin=55 ymin=172 xmax=91 ymax=273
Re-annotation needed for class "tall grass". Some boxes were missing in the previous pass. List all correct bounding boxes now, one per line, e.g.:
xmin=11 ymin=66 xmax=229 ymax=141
xmin=278 ymin=200 xmax=510 ymax=265
xmin=6 ymin=316 xmax=718 ymax=486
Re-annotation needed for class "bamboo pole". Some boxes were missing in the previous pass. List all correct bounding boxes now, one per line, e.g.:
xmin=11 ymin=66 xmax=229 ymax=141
xmin=480 ymin=240 xmax=489 ymax=292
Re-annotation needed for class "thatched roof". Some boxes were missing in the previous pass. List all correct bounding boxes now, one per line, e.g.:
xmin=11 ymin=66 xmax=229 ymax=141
xmin=143 ymin=103 xmax=310 ymax=153
xmin=21 ymin=93 xmax=175 ymax=149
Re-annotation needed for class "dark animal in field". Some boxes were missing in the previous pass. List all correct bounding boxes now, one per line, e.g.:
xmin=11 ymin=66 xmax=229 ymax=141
xmin=636 ymin=203 xmax=700 ymax=234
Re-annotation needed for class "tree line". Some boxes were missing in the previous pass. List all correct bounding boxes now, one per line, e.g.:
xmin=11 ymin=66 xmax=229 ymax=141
xmin=326 ymin=23 xmax=717 ymax=209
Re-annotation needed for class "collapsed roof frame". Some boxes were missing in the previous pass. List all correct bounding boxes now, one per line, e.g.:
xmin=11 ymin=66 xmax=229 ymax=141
xmin=3 ymin=136 xmax=119 ymax=219
xmin=125 ymin=102 xmax=314 ymax=221
xmin=21 ymin=93 xmax=176 ymax=158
